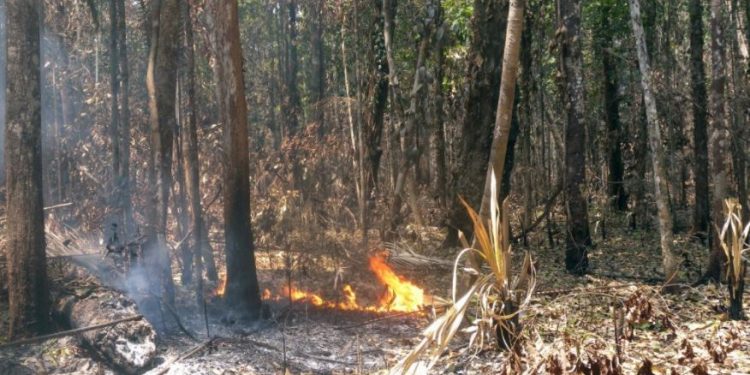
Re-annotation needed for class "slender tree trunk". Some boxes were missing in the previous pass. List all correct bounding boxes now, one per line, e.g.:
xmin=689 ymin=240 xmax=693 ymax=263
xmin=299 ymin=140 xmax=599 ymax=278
xmin=629 ymin=0 xmax=680 ymax=286
xmin=559 ymin=0 xmax=591 ymax=274
xmin=361 ymin=1 xmax=390 ymax=245
xmin=431 ymin=11 xmax=448 ymax=209
xmin=146 ymin=0 xmax=179 ymax=303
xmin=384 ymin=0 xmax=434 ymax=238
xmin=183 ymin=0 xmax=212 ymax=295
xmin=211 ymin=0 xmax=262 ymax=316
xmin=704 ymin=0 xmax=734 ymax=282
xmin=174 ymin=80 xmax=192 ymax=285
xmin=6 ymin=0 xmax=49 ymax=339
xmin=477 ymin=0 xmax=526 ymax=227
xmin=309 ymin=0 xmax=326 ymax=132
xmin=117 ymin=0 xmax=133 ymax=236
xmin=600 ymin=5 xmax=627 ymax=211
xmin=689 ymin=0 xmax=710 ymax=234
xmin=109 ymin=0 xmax=122 ymax=211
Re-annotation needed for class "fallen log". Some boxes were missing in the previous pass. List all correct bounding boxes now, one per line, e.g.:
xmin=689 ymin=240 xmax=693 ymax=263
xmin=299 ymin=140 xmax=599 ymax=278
xmin=0 ymin=315 xmax=143 ymax=349
xmin=51 ymin=260 xmax=157 ymax=374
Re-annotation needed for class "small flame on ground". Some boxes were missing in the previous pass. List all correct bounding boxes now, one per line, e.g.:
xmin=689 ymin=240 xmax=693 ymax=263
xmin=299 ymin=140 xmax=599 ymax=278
xmin=214 ymin=253 xmax=426 ymax=313
xmin=369 ymin=254 xmax=425 ymax=312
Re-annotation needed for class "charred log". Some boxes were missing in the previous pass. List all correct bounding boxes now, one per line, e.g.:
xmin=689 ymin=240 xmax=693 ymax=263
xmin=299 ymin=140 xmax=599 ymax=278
xmin=50 ymin=260 xmax=157 ymax=374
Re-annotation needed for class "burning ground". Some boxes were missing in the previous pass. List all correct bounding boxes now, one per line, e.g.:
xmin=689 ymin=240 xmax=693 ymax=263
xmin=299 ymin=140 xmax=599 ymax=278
xmin=1 ymin=212 xmax=749 ymax=374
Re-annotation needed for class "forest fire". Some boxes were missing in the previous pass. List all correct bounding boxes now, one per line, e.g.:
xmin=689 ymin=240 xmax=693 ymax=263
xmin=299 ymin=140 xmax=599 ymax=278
xmin=213 ymin=254 xmax=426 ymax=313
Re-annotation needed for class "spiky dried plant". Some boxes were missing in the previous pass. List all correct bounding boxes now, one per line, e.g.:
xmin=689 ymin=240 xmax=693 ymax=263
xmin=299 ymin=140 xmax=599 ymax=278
xmin=390 ymin=172 xmax=536 ymax=374
xmin=717 ymin=199 xmax=748 ymax=320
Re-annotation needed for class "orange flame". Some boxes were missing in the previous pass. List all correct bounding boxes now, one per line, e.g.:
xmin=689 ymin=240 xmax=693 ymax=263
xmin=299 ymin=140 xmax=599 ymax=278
xmin=214 ymin=272 xmax=227 ymax=297
xmin=369 ymin=254 xmax=425 ymax=312
xmin=215 ymin=253 xmax=426 ymax=313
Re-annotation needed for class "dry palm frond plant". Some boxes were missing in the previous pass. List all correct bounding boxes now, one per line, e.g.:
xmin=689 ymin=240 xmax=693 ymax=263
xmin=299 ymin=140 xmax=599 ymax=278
xmin=717 ymin=199 xmax=748 ymax=320
xmin=390 ymin=172 xmax=536 ymax=374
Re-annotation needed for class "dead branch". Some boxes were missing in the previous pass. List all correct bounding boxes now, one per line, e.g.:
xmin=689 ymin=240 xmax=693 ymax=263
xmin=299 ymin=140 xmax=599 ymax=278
xmin=335 ymin=311 xmax=418 ymax=330
xmin=151 ymin=338 xmax=216 ymax=375
xmin=512 ymin=181 xmax=563 ymax=242
xmin=44 ymin=202 xmax=73 ymax=211
xmin=0 ymin=315 xmax=143 ymax=349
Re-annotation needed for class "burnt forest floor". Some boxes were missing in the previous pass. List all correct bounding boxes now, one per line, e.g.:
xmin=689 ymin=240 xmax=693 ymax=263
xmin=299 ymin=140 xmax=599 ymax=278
xmin=1 ymin=209 xmax=750 ymax=374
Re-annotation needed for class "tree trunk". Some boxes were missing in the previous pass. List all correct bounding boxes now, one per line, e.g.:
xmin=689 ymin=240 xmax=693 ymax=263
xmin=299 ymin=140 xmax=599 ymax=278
xmin=477 ymin=0 xmax=525 ymax=230
xmin=146 ymin=0 xmax=179 ymax=304
xmin=629 ymin=0 xmax=680 ymax=286
xmin=689 ymin=0 xmax=710 ymax=234
xmin=360 ymin=1 xmax=390 ymax=245
xmin=431 ymin=9 xmax=448 ymax=209
xmin=384 ymin=0 xmax=434 ymax=238
xmin=443 ymin=0 xmax=507 ymax=246
xmin=211 ymin=0 xmax=262 ymax=317
xmin=477 ymin=0 xmax=527 ymax=351
xmin=183 ymin=0 xmax=211 ymax=301
xmin=704 ymin=0 xmax=734 ymax=282
xmin=117 ymin=0 xmax=133 ymax=236
xmin=600 ymin=4 xmax=627 ymax=211
xmin=308 ymin=0 xmax=326 ymax=132
xmin=5 ymin=0 xmax=49 ymax=339
xmin=559 ymin=0 xmax=591 ymax=274
xmin=109 ymin=0 xmax=121 ymax=205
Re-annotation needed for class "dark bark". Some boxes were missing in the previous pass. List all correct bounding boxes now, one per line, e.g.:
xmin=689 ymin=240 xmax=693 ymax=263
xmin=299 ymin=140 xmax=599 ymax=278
xmin=359 ymin=1 xmax=390 ymax=243
xmin=282 ymin=0 xmax=302 ymax=135
xmin=309 ymin=0 xmax=326 ymax=132
xmin=443 ymin=0 xmax=508 ymax=245
xmin=600 ymin=5 xmax=627 ymax=211
xmin=212 ymin=0 xmax=262 ymax=317
xmin=5 ymin=0 xmax=49 ymax=339
xmin=559 ymin=0 xmax=591 ymax=274
xmin=431 ymin=13 xmax=448 ymax=209
xmin=704 ymin=0 xmax=733 ymax=283
xmin=689 ymin=0 xmax=710 ymax=234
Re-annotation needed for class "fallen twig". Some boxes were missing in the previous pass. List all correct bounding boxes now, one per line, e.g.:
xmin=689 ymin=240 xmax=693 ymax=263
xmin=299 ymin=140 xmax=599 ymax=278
xmin=44 ymin=202 xmax=73 ymax=211
xmin=512 ymin=181 xmax=563 ymax=242
xmin=534 ymin=283 xmax=638 ymax=297
xmin=0 ymin=315 xmax=143 ymax=349
xmin=335 ymin=311 xmax=418 ymax=330
xmin=151 ymin=337 xmax=215 ymax=375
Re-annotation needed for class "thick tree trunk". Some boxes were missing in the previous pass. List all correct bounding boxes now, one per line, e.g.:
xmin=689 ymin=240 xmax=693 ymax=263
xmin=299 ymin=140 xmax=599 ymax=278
xmin=5 ymin=0 xmax=49 ymax=339
xmin=689 ymin=0 xmax=710 ymax=234
xmin=629 ymin=0 xmax=680 ymax=286
xmin=211 ymin=0 xmax=262 ymax=317
xmin=477 ymin=0 xmax=525 ymax=229
xmin=443 ymin=0 xmax=507 ymax=245
xmin=146 ymin=0 xmax=179 ymax=304
xmin=704 ymin=0 xmax=734 ymax=282
xmin=559 ymin=0 xmax=591 ymax=274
